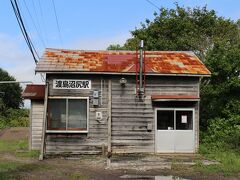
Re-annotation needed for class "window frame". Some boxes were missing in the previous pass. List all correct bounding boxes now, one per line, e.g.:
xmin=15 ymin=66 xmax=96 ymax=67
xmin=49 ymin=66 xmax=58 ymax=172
xmin=155 ymin=108 xmax=195 ymax=131
xmin=46 ymin=96 xmax=89 ymax=133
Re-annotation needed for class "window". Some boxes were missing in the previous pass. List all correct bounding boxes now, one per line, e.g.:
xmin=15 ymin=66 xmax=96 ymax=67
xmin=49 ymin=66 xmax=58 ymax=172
xmin=47 ymin=97 xmax=88 ymax=132
xmin=48 ymin=99 xmax=66 ymax=130
xmin=156 ymin=109 xmax=194 ymax=131
xmin=176 ymin=110 xmax=193 ymax=130
xmin=157 ymin=110 xmax=174 ymax=130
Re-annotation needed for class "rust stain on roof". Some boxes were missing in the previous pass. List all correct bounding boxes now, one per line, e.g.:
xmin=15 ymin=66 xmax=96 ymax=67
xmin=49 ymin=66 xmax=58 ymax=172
xmin=22 ymin=85 xmax=45 ymax=100
xmin=151 ymin=95 xmax=200 ymax=100
xmin=36 ymin=48 xmax=211 ymax=76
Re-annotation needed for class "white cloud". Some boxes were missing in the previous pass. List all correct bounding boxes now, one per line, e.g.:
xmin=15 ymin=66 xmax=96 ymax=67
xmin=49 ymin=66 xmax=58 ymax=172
xmin=0 ymin=33 xmax=43 ymax=85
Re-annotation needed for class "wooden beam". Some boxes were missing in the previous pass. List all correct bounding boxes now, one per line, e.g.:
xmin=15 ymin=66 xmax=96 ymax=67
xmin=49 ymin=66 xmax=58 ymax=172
xmin=28 ymin=102 xmax=32 ymax=150
xmin=39 ymin=82 xmax=49 ymax=160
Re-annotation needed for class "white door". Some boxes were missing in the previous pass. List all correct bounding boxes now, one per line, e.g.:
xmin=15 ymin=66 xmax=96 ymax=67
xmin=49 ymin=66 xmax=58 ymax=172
xmin=155 ymin=108 xmax=195 ymax=153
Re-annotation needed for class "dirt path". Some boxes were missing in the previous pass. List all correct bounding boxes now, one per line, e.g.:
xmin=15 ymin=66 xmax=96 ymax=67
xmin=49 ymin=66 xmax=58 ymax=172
xmin=0 ymin=127 xmax=28 ymax=140
xmin=0 ymin=127 xmax=10 ymax=137
xmin=0 ymin=128 xmax=239 ymax=180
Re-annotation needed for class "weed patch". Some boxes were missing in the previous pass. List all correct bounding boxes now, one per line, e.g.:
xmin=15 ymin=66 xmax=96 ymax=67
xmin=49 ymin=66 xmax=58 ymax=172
xmin=0 ymin=160 xmax=22 ymax=179
xmin=197 ymin=144 xmax=240 ymax=175
xmin=0 ymin=139 xmax=20 ymax=153
xmin=69 ymin=172 xmax=89 ymax=180
xmin=0 ymin=160 xmax=53 ymax=179
xmin=0 ymin=138 xmax=39 ymax=158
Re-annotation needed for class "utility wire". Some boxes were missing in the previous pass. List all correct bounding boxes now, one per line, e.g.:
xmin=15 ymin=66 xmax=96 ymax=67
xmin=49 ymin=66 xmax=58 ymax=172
xmin=22 ymin=0 xmax=46 ymax=47
xmin=145 ymin=0 xmax=160 ymax=11
xmin=14 ymin=0 xmax=39 ymax=60
xmin=30 ymin=0 xmax=46 ymax=46
xmin=11 ymin=0 xmax=38 ymax=60
xmin=11 ymin=0 xmax=47 ymax=82
xmin=10 ymin=0 xmax=39 ymax=63
xmin=38 ymin=0 xmax=49 ymax=45
xmin=40 ymin=73 xmax=46 ymax=82
xmin=51 ymin=0 xmax=63 ymax=47
xmin=16 ymin=0 xmax=37 ymax=48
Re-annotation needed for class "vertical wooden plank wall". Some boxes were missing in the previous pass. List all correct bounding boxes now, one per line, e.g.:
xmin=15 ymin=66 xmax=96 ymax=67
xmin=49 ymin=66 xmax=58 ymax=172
xmin=30 ymin=74 xmax=200 ymax=154
xmin=31 ymin=100 xmax=44 ymax=150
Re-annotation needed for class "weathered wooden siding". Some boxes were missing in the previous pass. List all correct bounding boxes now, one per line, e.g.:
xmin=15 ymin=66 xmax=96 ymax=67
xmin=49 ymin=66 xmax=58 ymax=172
xmin=111 ymin=79 xmax=154 ymax=153
xmin=111 ymin=76 xmax=199 ymax=153
xmin=31 ymin=100 xmax=44 ymax=150
xmin=45 ymin=74 xmax=109 ymax=155
xmin=30 ymin=74 xmax=200 ymax=154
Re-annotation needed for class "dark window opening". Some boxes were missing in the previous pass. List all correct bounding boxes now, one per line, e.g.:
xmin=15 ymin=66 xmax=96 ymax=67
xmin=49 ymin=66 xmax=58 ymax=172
xmin=157 ymin=109 xmax=194 ymax=131
xmin=176 ymin=111 xmax=193 ymax=130
xmin=47 ymin=98 xmax=88 ymax=131
xmin=48 ymin=99 xmax=66 ymax=130
xmin=157 ymin=110 xmax=174 ymax=130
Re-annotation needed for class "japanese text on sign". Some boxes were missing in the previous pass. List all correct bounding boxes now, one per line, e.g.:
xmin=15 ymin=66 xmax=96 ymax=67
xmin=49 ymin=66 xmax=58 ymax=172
xmin=53 ymin=79 xmax=91 ymax=89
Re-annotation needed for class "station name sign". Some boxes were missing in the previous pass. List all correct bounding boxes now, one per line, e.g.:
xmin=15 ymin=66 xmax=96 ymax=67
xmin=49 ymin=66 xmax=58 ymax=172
xmin=53 ymin=79 xmax=91 ymax=89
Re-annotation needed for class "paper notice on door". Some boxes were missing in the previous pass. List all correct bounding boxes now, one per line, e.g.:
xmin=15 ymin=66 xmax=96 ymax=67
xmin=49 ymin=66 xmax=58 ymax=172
xmin=181 ymin=115 xmax=187 ymax=123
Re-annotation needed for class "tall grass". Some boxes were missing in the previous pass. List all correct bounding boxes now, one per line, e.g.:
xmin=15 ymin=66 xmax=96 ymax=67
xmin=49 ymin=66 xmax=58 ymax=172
xmin=198 ymin=144 xmax=240 ymax=175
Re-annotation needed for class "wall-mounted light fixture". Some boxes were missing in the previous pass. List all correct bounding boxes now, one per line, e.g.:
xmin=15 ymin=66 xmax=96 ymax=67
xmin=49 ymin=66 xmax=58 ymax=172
xmin=119 ymin=78 xmax=127 ymax=87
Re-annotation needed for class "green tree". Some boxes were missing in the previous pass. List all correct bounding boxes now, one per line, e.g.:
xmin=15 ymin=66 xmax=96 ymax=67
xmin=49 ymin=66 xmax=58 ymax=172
xmin=107 ymin=44 xmax=126 ymax=50
xmin=0 ymin=68 xmax=23 ymax=109
xmin=200 ymin=40 xmax=240 ymax=130
xmin=123 ymin=4 xmax=239 ymax=60
xmin=112 ymin=4 xmax=240 ymax=148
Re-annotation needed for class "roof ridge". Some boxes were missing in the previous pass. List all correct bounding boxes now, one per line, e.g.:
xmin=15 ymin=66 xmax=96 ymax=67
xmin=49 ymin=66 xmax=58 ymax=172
xmin=45 ymin=47 xmax=194 ymax=53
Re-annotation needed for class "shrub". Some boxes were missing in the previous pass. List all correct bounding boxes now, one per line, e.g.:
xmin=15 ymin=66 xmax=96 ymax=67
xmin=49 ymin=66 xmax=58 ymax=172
xmin=202 ymin=115 xmax=240 ymax=151
xmin=0 ymin=108 xmax=29 ymax=129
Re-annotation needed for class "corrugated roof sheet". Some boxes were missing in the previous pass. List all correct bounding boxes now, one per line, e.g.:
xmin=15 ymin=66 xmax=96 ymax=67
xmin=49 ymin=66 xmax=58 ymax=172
xmin=22 ymin=85 xmax=45 ymax=100
xmin=35 ymin=48 xmax=211 ymax=76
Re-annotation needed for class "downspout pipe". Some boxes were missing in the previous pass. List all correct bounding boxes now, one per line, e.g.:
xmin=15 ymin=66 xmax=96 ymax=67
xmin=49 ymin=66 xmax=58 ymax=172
xmin=139 ymin=40 xmax=144 ymax=96
xmin=107 ymin=79 xmax=112 ymax=167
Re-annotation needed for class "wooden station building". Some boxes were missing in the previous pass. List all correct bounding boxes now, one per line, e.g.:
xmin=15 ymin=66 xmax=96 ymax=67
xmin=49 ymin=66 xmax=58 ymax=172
xmin=22 ymin=48 xmax=210 ymax=158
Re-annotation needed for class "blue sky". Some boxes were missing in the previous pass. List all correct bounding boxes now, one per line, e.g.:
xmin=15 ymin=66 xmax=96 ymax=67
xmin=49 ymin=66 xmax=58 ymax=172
xmin=0 ymin=0 xmax=240 ymax=84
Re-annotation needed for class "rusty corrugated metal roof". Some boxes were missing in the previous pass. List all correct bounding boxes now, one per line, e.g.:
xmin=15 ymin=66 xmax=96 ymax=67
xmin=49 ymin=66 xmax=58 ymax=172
xmin=35 ymin=48 xmax=211 ymax=76
xmin=22 ymin=85 xmax=45 ymax=100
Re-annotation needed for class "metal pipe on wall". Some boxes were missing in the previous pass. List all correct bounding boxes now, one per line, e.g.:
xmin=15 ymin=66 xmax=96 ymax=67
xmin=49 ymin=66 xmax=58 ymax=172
xmin=107 ymin=79 xmax=112 ymax=167
xmin=139 ymin=40 xmax=144 ymax=96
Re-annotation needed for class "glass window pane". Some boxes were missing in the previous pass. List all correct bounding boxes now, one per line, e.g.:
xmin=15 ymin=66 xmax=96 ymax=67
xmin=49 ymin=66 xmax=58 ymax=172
xmin=48 ymin=99 xmax=66 ymax=130
xmin=176 ymin=111 xmax=193 ymax=130
xmin=157 ymin=110 xmax=174 ymax=130
xmin=68 ymin=99 xmax=87 ymax=130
